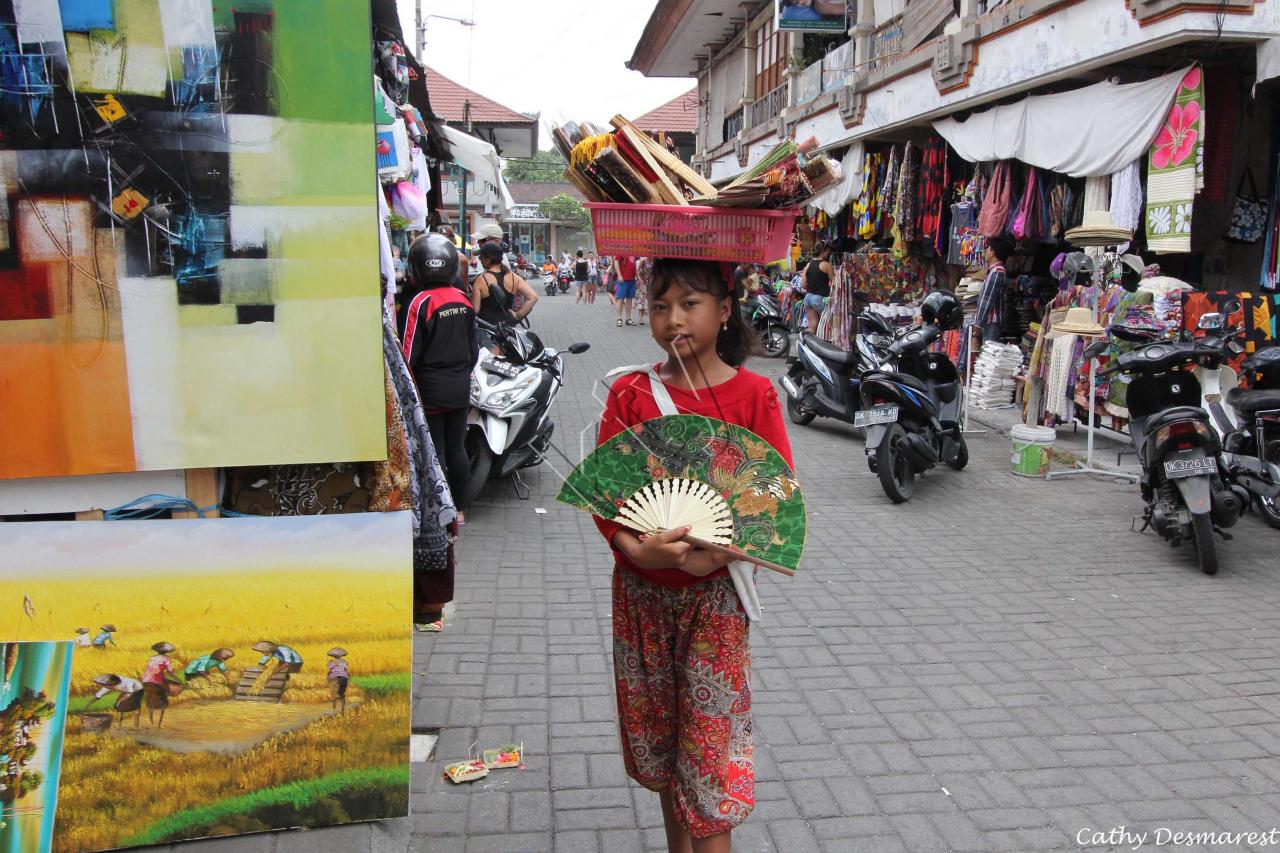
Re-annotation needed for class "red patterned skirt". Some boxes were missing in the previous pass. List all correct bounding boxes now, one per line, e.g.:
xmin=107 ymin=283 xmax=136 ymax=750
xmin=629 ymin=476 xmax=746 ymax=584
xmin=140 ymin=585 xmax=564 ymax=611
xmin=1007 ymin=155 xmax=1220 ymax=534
xmin=611 ymin=568 xmax=754 ymax=838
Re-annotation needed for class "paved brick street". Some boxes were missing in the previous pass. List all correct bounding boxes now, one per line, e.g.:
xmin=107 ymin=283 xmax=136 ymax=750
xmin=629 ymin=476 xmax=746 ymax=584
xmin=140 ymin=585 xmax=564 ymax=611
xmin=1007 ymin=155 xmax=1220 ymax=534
xmin=410 ymin=295 xmax=1280 ymax=853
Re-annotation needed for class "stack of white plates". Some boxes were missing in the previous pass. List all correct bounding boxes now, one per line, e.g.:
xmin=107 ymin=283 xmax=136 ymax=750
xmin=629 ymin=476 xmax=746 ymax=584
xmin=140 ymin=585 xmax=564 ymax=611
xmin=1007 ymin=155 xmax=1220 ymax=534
xmin=970 ymin=342 xmax=1023 ymax=410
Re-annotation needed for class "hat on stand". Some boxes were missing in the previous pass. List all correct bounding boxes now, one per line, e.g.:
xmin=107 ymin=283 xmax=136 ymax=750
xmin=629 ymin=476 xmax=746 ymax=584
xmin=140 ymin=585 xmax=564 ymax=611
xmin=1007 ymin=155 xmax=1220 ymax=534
xmin=1064 ymin=211 xmax=1133 ymax=247
xmin=1052 ymin=306 xmax=1107 ymax=337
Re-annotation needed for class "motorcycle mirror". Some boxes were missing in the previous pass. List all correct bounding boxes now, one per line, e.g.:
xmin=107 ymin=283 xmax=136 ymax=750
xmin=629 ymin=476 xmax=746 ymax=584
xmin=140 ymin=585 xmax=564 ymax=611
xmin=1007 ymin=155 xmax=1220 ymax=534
xmin=1229 ymin=340 xmax=1244 ymax=355
xmin=568 ymin=342 xmax=591 ymax=354
xmin=1197 ymin=312 xmax=1226 ymax=331
xmin=1083 ymin=339 xmax=1108 ymax=359
xmin=1222 ymin=298 xmax=1242 ymax=314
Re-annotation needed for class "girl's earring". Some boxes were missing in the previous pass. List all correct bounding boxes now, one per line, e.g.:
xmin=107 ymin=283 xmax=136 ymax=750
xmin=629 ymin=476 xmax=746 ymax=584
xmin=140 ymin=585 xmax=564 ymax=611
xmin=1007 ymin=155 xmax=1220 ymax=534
xmin=721 ymin=320 xmax=728 ymax=331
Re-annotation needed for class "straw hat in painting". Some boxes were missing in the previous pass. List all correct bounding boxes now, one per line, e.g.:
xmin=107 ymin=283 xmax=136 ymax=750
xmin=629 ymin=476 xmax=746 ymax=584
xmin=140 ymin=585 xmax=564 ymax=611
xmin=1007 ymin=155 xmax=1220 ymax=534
xmin=151 ymin=641 xmax=176 ymax=654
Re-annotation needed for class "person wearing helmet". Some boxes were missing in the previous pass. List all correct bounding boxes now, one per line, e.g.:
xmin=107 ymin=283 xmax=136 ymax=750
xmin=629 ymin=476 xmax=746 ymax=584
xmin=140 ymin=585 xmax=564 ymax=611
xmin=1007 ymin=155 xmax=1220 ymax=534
xmin=976 ymin=238 xmax=1011 ymax=343
xmin=399 ymin=233 xmax=479 ymax=528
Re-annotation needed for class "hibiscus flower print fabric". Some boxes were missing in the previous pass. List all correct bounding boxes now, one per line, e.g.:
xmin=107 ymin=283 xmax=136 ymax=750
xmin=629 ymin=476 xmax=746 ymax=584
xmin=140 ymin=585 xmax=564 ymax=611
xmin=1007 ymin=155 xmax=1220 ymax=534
xmin=1146 ymin=67 xmax=1205 ymax=253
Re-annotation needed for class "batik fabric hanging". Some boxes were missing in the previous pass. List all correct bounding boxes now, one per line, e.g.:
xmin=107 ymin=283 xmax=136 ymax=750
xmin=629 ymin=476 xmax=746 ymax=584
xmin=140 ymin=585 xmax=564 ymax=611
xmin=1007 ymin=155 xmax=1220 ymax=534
xmin=1145 ymin=67 xmax=1205 ymax=253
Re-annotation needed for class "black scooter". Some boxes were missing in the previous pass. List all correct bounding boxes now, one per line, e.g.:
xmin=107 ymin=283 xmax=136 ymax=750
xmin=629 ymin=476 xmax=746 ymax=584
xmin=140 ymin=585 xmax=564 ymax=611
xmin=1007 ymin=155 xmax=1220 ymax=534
xmin=1226 ymin=345 xmax=1280 ymax=528
xmin=858 ymin=317 xmax=968 ymax=503
xmin=1094 ymin=324 xmax=1247 ymax=575
xmin=744 ymin=290 xmax=791 ymax=358
xmin=778 ymin=308 xmax=894 ymax=427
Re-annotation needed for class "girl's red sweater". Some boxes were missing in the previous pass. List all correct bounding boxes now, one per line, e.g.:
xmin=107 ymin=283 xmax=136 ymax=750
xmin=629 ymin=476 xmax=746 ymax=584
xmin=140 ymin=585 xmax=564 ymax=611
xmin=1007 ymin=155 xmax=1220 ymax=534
xmin=593 ymin=366 xmax=795 ymax=589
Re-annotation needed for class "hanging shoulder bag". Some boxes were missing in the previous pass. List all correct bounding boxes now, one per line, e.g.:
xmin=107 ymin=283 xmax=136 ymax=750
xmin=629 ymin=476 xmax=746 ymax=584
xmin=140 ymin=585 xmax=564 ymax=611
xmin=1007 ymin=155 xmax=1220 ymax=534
xmin=977 ymin=162 xmax=1012 ymax=238
xmin=1226 ymin=167 xmax=1267 ymax=244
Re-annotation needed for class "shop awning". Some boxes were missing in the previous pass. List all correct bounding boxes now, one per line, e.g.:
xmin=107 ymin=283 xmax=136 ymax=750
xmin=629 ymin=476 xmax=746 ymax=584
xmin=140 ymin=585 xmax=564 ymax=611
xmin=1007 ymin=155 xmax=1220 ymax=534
xmin=441 ymin=124 xmax=515 ymax=214
xmin=932 ymin=67 xmax=1191 ymax=177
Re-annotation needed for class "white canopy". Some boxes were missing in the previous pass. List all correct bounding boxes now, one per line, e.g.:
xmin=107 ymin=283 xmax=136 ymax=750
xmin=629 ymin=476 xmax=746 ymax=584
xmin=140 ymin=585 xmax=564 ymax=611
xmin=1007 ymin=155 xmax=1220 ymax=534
xmin=441 ymin=124 xmax=515 ymax=214
xmin=932 ymin=67 xmax=1190 ymax=177
xmin=808 ymin=143 xmax=864 ymax=216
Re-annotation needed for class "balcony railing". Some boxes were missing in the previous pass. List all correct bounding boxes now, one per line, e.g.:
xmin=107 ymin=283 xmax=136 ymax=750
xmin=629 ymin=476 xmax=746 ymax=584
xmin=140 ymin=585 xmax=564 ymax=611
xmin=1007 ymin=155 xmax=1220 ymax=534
xmin=796 ymin=60 xmax=823 ymax=106
xmin=723 ymin=108 xmax=745 ymax=140
xmin=869 ymin=14 xmax=905 ymax=72
xmin=749 ymin=83 xmax=787 ymax=128
xmin=822 ymin=41 xmax=853 ymax=92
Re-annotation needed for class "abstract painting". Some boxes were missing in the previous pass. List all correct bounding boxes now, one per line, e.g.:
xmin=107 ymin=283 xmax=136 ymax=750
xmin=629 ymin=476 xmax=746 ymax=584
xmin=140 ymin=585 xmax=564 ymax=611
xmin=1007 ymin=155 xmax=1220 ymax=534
xmin=0 ymin=642 xmax=74 ymax=853
xmin=0 ymin=513 xmax=412 ymax=852
xmin=0 ymin=0 xmax=385 ymax=480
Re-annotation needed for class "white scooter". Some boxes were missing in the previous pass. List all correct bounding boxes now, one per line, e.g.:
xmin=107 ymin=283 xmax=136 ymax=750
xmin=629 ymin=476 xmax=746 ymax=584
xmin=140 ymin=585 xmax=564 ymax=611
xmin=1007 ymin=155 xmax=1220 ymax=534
xmin=462 ymin=320 xmax=589 ymax=505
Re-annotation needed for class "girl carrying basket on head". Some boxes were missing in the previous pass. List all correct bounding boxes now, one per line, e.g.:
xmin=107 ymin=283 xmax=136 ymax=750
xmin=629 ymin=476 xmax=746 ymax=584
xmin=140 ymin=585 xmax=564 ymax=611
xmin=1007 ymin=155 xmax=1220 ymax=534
xmin=593 ymin=259 xmax=794 ymax=852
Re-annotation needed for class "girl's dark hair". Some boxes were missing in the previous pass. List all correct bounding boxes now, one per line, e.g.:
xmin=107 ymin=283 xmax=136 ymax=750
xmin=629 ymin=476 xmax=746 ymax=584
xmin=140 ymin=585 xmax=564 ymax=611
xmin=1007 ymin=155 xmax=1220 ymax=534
xmin=650 ymin=259 xmax=757 ymax=368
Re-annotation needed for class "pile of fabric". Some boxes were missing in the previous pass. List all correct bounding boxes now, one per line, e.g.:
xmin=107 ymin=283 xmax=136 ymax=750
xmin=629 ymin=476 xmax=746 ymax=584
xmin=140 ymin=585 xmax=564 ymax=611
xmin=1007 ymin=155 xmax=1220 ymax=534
xmin=969 ymin=342 xmax=1023 ymax=410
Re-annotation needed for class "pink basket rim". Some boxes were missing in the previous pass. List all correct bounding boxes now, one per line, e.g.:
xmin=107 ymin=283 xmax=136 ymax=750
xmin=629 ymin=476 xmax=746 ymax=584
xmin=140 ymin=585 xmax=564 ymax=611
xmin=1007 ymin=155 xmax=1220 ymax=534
xmin=585 ymin=202 xmax=800 ymax=219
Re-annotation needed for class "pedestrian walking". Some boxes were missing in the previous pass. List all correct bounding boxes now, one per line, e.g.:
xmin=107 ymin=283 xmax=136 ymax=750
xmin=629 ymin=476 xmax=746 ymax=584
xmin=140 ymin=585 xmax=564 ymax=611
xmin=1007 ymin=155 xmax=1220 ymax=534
xmin=573 ymin=250 xmax=590 ymax=304
xmin=141 ymin=641 xmax=179 ymax=728
xmin=587 ymin=251 xmax=601 ymax=303
xmin=635 ymin=256 xmax=653 ymax=325
xmin=612 ymin=255 xmax=638 ymax=326
xmin=593 ymin=259 xmax=793 ymax=851
xmin=800 ymin=241 xmax=833 ymax=335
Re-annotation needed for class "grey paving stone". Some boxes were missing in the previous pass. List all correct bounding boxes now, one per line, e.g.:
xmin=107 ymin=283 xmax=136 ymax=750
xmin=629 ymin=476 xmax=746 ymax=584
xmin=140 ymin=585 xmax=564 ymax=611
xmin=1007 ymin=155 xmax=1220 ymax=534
xmin=408 ymin=297 xmax=1280 ymax=852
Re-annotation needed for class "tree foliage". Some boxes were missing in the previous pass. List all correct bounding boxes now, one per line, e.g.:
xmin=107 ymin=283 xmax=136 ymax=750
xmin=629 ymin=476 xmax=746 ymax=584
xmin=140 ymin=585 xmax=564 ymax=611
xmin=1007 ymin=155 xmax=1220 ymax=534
xmin=538 ymin=194 xmax=590 ymax=227
xmin=503 ymin=149 xmax=568 ymax=183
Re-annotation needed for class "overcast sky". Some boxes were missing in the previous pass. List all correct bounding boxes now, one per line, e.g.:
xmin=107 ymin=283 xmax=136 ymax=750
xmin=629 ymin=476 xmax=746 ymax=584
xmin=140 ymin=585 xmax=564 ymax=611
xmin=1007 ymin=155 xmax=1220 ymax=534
xmin=399 ymin=0 xmax=697 ymax=153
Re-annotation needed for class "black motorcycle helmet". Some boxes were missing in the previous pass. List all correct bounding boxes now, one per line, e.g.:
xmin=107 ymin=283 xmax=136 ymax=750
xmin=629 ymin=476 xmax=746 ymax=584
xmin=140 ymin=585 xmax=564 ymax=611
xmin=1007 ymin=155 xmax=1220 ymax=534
xmin=407 ymin=233 xmax=459 ymax=286
xmin=920 ymin=289 xmax=963 ymax=331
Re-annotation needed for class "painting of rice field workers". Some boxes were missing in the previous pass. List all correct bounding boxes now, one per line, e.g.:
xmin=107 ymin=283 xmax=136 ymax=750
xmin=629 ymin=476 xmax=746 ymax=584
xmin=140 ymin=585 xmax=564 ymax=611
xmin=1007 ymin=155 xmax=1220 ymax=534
xmin=0 ymin=642 xmax=74 ymax=853
xmin=0 ymin=513 xmax=412 ymax=853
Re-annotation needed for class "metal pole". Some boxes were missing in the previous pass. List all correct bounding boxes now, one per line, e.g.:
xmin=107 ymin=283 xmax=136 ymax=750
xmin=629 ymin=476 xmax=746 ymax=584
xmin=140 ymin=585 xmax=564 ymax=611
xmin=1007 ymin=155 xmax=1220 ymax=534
xmin=415 ymin=0 xmax=423 ymax=59
xmin=458 ymin=168 xmax=468 ymax=250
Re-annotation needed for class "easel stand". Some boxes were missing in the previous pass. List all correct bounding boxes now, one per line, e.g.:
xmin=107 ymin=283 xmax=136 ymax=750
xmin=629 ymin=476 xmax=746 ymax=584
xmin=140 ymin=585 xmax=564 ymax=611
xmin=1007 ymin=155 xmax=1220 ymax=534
xmin=1046 ymin=354 xmax=1137 ymax=483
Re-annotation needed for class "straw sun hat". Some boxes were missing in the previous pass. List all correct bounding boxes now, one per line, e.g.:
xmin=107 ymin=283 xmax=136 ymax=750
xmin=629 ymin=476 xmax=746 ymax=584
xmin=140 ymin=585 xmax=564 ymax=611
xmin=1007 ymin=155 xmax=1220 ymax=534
xmin=1052 ymin=306 xmax=1106 ymax=337
xmin=1064 ymin=211 xmax=1133 ymax=248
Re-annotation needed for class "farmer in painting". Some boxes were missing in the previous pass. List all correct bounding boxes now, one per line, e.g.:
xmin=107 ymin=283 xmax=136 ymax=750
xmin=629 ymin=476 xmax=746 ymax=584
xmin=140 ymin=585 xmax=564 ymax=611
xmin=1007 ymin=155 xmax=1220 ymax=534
xmin=90 ymin=674 xmax=144 ymax=728
xmin=183 ymin=648 xmax=235 ymax=687
xmin=327 ymin=648 xmax=350 ymax=713
xmin=141 ymin=641 xmax=180 ymax=728
xmin=249 ymin=641 xmax=303 ymax=696
xmin=92 ymin=624 xmax=117 ymax=649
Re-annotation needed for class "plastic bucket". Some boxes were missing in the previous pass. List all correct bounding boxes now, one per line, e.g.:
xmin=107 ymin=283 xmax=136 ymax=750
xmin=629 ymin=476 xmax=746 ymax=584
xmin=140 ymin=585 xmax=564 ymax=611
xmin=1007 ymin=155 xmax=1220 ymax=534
xmin=1010 ymin=424 xmax=1056 ymax=478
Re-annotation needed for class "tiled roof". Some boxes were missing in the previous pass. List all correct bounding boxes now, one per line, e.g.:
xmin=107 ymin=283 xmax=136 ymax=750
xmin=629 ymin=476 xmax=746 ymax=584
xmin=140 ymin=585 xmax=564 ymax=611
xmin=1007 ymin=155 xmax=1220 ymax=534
xmin=423 ymin=66 xmax=536 ymax=125
xmin=507 ymin=182 xmax=585 ymax=205
xmin=633 ymin=88 xmax=698 ymax=134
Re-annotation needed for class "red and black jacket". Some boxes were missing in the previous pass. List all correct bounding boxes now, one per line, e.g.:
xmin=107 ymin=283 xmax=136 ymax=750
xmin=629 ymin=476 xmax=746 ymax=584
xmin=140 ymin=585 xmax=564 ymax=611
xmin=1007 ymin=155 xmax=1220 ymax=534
xmin=398 ymin=285 xmax=478 ymax=412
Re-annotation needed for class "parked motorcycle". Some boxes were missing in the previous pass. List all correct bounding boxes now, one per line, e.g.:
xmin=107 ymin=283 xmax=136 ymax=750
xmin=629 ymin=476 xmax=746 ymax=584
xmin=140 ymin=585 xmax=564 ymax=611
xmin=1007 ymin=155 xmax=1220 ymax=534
xmin=858 ymin=291 xmax=968 ymax=503
xmin=1227 ymin=345 xmax=1280 ymax=528
xmin=462 ymin=320 xmax=590 ymax=505
xmin=778 ymin=306 xmax=895 ymax=428
xmin=1095 ymin=312 xmax=1249 ymax=575
xmin=744 ymin=290 xmax=791 ymax=358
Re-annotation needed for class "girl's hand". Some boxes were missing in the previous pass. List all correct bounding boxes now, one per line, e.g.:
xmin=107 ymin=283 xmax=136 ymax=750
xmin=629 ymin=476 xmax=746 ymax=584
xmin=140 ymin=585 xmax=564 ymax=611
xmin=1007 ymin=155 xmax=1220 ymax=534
xmin=678 ymin=549 xmax=734 ymax=577
xmin=615 ymin=527 xmax=693 ymax=570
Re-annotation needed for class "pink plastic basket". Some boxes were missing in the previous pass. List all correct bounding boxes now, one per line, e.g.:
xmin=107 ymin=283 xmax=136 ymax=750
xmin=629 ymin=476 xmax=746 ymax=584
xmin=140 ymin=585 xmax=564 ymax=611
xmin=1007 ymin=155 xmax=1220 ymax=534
xmin=586 ymin=203 xmax=798 ymax=264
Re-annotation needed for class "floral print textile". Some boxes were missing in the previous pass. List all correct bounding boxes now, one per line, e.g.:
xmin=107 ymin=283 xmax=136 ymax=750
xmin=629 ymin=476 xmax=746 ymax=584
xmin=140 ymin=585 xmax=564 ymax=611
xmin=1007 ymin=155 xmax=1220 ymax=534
xmin=1146 ymin=67 xmax=1204 ymax=253
xmin=612 ymin=569 xmax=754 ymax=838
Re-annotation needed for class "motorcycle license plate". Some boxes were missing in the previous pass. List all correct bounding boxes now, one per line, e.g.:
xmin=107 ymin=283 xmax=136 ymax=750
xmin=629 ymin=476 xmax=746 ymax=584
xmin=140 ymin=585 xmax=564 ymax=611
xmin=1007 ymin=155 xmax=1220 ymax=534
xmin=854 ymin=405 xmax=898 ymax=428
xmin=482 ymin=356 xmax=519 ymax=378
xmin=1163 ymin=456 xmax=1217 ymax=479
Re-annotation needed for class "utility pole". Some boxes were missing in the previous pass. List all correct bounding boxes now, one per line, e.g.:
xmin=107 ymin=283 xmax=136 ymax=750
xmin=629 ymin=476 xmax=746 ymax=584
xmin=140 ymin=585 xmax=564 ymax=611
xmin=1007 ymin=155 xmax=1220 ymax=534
xmin=415 ymin=0 xmax=424 ymax=59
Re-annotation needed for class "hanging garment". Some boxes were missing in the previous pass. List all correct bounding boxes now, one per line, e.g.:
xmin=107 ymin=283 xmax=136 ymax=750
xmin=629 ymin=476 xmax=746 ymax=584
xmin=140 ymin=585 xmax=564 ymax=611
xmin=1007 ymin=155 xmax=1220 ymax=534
xmin=1109 ymin=160 xmax=1144 ymax=234
xmin=896 ymin=142 xmax=919 ymax=243
xmin=367 ymin=362 xmax=413 ymax=515
xmin=1146 ymin=67 xmax=1205 ymax=253
xmin=916 ymin=139 xmax=947 ymax=242
xmin=947 ymin=202 xmax=984 ymax=266
xmin=878 ymin=145 xmax=900 ymax=235
xmin=1083 ymin=174 xmax=1111 ymax=212
xmin=978 ymin=161 xmax=1013 ymax=237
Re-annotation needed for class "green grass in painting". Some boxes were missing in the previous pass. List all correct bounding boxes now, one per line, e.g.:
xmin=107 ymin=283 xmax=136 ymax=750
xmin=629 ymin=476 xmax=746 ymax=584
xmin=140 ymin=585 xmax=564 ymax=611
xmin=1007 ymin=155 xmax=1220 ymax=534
xmin=351 ymin=672 xmax=412 ymax=696
xmin=124 ymin=764 xmax=409 ymax=846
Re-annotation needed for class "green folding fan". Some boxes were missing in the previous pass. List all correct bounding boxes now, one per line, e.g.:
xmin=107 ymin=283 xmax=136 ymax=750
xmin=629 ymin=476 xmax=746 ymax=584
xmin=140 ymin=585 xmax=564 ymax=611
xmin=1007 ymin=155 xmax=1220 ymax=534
xmin=557 ymin=414 xmax=805 ymax=575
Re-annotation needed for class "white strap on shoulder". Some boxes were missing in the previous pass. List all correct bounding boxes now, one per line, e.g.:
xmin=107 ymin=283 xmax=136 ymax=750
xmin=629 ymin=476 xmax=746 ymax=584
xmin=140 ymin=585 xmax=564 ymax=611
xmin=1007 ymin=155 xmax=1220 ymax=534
xmin=604 ymin=364 xmax=680 ymax=417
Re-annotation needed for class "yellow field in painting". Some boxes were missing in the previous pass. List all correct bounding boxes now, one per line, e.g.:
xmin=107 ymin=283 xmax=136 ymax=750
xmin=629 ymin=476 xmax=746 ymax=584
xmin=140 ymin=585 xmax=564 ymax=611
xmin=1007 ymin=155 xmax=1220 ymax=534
xmin=0 ymin=568 xmax=410 ymax=852
xmin=0 ymin=568 xmax=411 ymax=698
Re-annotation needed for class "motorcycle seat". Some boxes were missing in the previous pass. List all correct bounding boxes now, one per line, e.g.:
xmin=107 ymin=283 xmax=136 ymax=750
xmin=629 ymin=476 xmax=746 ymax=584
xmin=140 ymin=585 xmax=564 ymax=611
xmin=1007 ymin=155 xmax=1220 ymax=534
xmin=801 ymin=333 xmax=861 ymax=368
xmin=1226 ymin=387 xmax=1280 ymax=416
xmin=862 ymin=370 xmax=930 ymax=395
xmin=1142 ymin=406 xmax=1210 ymax=435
